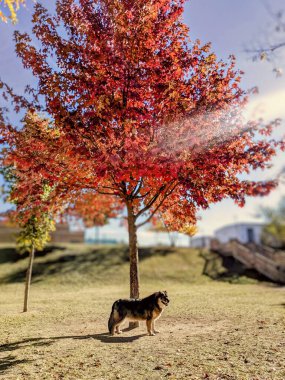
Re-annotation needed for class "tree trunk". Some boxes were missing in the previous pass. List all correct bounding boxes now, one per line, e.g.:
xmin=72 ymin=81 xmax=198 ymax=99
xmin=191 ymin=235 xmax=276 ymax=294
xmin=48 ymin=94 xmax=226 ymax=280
xmin=23 ymin=244 xmax=35 ymax=313
xmin=127 ymin=202 xmax=140 ymax=328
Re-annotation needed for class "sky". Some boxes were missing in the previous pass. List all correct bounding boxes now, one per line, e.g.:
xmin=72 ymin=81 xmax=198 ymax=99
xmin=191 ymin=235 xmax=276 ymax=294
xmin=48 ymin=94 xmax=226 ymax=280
xmin=0 ymin=0 xmax=284 ymax=245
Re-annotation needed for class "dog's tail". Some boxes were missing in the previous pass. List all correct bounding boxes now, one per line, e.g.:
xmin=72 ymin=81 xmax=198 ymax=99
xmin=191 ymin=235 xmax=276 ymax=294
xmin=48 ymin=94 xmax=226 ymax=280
xmin=108 ymin=300 xmax=119 ymax=334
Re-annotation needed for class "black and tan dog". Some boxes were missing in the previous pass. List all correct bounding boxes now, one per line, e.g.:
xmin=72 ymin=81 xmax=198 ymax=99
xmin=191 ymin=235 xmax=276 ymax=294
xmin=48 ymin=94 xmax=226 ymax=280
xmin=108 ymin=291 xmax=169 ymax=336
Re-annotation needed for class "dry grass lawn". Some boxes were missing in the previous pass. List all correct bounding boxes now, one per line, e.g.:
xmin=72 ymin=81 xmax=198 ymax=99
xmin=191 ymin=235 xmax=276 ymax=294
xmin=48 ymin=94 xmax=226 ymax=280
xmin=0 ymin=244 xmax=284 ymax=380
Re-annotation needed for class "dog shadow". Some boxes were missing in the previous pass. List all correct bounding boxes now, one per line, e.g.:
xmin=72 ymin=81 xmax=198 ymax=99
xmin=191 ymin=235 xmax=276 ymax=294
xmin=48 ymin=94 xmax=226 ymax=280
xmin=86 ymin=332 xmax=145 ymax=343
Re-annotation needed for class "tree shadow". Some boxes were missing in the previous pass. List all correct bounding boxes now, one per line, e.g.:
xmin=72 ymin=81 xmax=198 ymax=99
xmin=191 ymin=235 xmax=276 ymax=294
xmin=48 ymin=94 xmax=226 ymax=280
xmin=0 ymin=245 xmax=66 ymax=264
xmin=2 ymin=246 xmax=175 ymax=283
xmin=0 ymin=338 xmax=55 ymax=353
xmin=0 ymin=354 xmax=31 ymax=372
xmin=139 ymin=247 xmax=175 ymax=260
xmin=0 ymin=332 xmax=145 ymax=355
xmin=270 ymin=303 xmax=285 ymax=308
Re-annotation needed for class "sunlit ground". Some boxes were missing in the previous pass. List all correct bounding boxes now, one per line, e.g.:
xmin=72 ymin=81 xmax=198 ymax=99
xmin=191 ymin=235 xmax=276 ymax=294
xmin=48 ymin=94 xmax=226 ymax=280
xmin=0 ymin=244 xmax=284 ymax=380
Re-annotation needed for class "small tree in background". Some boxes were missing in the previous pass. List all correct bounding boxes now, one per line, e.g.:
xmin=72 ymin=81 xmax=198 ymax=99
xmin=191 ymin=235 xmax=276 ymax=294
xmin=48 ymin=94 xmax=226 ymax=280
xmin=16 ymin=213 xmax=55 ymax=312
xmin=150 ymin=214 xmax=198 ymax=247
xmin=1 ymin=112 xmax=57 ymax=312
xmin=180 ymin=223 xmax=198 ymax=246
xmin=261 ymin=196 xmax=285 ymax=248
xmin=150 ymin=215 xmax=179 ymax=247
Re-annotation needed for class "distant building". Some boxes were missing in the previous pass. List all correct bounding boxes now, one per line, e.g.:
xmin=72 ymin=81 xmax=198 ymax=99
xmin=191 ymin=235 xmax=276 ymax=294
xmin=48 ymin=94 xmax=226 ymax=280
xmin=190 ymin=236 xmax=213 ymax=249
xmin=50 ymin=224 xmax=84 ymax=243
xmin=0 ymin=224 xmax=20 ymax=243
xmin=214 ymin=222 xmax=264 ymax=245
xmin=189 ymin=222 xmax=265 ymax=248
xmin=0 ymin=223 xmax=84 ymax=244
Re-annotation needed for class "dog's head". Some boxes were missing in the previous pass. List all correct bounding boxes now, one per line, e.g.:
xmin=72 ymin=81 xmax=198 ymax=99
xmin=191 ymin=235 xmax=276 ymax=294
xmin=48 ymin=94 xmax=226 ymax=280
xmin=157 ymin=290 xmax=169 ymax=307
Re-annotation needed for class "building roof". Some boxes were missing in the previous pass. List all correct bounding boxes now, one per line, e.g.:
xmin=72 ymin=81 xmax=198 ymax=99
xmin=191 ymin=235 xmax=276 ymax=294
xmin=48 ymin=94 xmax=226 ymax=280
xmin=215 ymin=222 xmax=264 ymax=234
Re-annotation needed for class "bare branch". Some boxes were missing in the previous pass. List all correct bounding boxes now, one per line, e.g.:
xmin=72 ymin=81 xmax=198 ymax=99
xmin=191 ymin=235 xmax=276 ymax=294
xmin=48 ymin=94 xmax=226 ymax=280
xmin=245 ymin=3 xmax=285 ymax=76
xmin=136 ymin=182 xmax=178 ymax=228
xmin=245 ymin=41 xmax=285 ymax=54
xmin=134 ymin=190 xmax=151 ymax=199
xmin=131 ymin=177 xmax=143 ymax=198
xmin=135 ymin=184 xmax=167 ymax=219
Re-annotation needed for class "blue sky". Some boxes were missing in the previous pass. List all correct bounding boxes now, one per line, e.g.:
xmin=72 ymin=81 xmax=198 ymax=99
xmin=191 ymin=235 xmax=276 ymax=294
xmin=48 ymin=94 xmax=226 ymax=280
xmin=0 ymin=0 xmax=284 ymax=243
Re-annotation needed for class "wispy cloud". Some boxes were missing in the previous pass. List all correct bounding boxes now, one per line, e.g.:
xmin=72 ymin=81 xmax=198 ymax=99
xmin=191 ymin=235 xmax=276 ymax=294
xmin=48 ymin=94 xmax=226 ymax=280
xmin=245 ymin=89 xmax=285 ymax=122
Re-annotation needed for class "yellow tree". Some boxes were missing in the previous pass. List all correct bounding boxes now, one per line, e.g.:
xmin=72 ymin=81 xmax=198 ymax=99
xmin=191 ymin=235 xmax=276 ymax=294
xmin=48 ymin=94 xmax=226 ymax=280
xmin=17 ymin=213 xmax=55 ymax=312
xmin=0 ymin=0 xmax=25 ymax=23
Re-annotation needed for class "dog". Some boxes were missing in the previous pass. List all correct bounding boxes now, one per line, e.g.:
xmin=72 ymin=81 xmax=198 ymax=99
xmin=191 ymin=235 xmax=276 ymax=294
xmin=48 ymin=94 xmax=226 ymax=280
xmin=108 ymin=291 xmax=169 ymax=336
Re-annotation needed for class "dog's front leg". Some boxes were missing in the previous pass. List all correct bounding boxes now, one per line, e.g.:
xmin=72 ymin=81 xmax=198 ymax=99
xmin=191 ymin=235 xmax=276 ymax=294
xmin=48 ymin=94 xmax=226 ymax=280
xmin=152 ymin=319 xmax=160 ymax=334
xmin=146 ymin=319 xmax=155 ymax=336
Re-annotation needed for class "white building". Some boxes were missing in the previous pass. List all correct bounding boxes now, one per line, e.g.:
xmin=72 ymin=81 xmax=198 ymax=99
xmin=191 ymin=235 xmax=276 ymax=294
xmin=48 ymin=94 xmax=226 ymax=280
xmin=214 ymin=222 xmax=264 ymax=245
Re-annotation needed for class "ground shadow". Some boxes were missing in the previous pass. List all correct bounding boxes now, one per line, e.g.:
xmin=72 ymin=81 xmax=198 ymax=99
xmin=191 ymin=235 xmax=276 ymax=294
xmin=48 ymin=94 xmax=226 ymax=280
xmin=74 ymin=332 xmax=145 ymax=343
xmin=0 ymin=331 xmax=145 ymax=355
xmin=2 ymin=246 xmax=175 ymax=283
xmin=270 ymin=303 xmax=285 ymax=308
xmin=0 ymin=245 xmax=66 ymax=264
xmin=139 ymin=247 xmax=174 ymax=260
xmin=201 ymin=251 xmax=272 ymax=284
xmin=0 ymin=354 xmax=31 ymax=372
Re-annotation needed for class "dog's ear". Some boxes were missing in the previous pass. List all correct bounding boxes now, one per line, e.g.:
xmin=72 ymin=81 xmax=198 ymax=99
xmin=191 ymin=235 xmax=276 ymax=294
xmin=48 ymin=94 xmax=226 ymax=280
xmin=164 ymin=290 xmax=168 ymax=296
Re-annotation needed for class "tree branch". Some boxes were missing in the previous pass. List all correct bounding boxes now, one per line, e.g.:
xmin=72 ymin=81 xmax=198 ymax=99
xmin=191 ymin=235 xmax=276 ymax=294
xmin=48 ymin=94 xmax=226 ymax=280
xmin=245 ymin=41 xmax=285 ymax=54
xmin=134 ymin=190 xmax=151 ymax=199
xmin=136 ymin=182 xmax=178 ymax=228
xmin=135 ymin=184 xmax=167 ymax=219
xmin=96 ymin=190 xmax=117 ymax=196
xmin=131 ymin=177 xmax=143 ymax=198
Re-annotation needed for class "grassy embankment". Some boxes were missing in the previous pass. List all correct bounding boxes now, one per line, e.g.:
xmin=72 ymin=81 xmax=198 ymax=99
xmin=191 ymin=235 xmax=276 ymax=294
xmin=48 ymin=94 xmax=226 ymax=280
xmin=0 ymin=244 xmax=284 ymax=380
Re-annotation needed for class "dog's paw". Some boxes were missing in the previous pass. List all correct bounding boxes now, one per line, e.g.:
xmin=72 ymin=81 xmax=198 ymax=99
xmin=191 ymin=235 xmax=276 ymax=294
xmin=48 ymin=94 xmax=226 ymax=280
xmin=148 ymin=332 xmax=156 ymax=336
xmin=154 ymin=330 xmax=160 ymax=333
xmin=117 ymin=330 xmax=122 ymax=334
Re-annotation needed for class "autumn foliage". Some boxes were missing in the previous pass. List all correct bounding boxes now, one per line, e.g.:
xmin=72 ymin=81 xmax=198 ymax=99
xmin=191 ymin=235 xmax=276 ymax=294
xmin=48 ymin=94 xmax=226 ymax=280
xmin=69 ymin=192 xmax=123 ymax=228
xmin=1 ymin=0 xmax=284 ymax=300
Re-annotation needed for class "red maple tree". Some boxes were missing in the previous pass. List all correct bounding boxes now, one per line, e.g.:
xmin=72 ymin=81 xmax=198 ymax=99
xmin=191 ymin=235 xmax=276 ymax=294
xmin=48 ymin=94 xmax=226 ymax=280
xmin=1 ymin=0 xmax=283 ymax=305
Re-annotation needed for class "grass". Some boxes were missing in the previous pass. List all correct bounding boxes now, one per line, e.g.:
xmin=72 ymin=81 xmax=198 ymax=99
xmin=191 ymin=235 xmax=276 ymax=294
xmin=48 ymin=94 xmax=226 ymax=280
xmin=0 ymin=244 xmax=284 ymax=380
